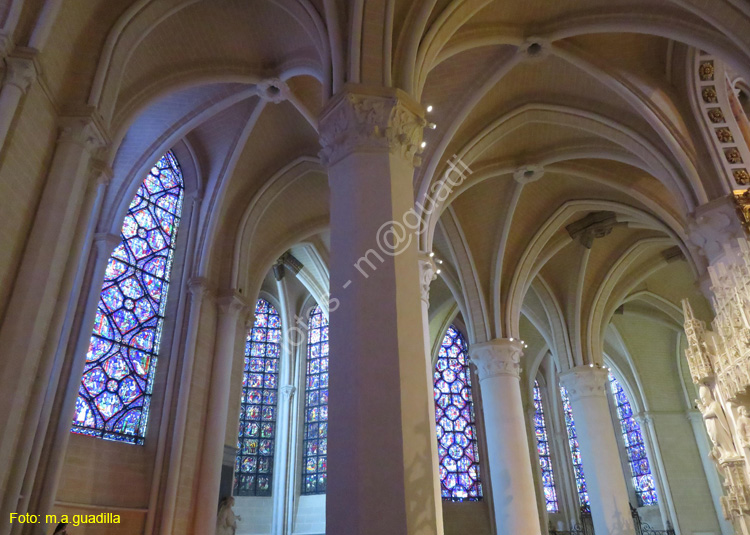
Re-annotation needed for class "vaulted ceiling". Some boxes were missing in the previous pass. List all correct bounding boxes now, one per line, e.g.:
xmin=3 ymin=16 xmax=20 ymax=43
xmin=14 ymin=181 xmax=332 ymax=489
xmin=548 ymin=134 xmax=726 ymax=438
xmin=20 ymin=0 xmax=750 ymax=372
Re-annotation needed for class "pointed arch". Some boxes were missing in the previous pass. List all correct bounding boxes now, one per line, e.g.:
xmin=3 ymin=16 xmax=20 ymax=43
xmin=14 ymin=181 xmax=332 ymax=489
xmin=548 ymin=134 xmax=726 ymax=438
xmin=72 ymin=151 xmax=184 ymax=444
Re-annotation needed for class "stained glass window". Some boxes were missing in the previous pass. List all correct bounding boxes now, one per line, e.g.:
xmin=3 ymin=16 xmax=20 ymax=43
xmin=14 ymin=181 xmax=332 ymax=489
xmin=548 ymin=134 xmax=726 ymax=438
xmin=560 ymin=386 xmax=590 ymax=510
xmin=434 ymin=325 xmax=482 ymax=501
xmin=533 ymin=381 xmax=558 ymax=512
xmin=71 ymin=151 xmax=184 ymax=444
xmin=234 ymin=299 xmax=281 ymax=496
xmin=608 ymin=373 xmax=658 ymax=506
xmin=302 ymin=305 xmax=328 ymax=495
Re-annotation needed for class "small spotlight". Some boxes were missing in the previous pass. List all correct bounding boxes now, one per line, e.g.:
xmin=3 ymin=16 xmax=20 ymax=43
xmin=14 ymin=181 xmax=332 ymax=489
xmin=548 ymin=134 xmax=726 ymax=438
xmin=427 ymin=105 xmax=433 ymax=112
xmin=429 ymin=122 xmax=437 ymax=129
xmin=589 ymin=363 xmax=594 ymax=367
xmin=429 ymin=252 xmax=435 ymax=257
xmin=436 ymin=269 xmax=441 ymax=274
xmin=420 ymin=141 xmax=427 ymax=148
xmin=509 ymin=338 xmax=514 ymax=342
xmin=437 ymin=259 xmax=443 ymax=264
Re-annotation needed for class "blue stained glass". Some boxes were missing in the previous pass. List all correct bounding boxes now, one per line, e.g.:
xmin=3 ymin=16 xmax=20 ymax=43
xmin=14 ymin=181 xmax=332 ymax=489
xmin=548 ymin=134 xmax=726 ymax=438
xmin=235 ymin=299 xmax=281 ymax=497
xmin=560 ymin=386 xmax=590 ymax=510
xmin=533 ymin=381 xmax=558 ymax=512
xmin=434 ymin=326 xmax=482 ymax=501
xmin=302 ymin=305 xmax=328 ymax=495
xmin=71 ymin=151 xmax=183 ymax=445
xmin=608 ymin=373 xmax=658 ymax=506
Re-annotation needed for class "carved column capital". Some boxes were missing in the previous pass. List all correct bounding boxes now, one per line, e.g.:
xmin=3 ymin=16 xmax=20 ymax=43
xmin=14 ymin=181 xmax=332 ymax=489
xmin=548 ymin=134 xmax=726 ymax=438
xmin=418 ymin=253 xmax=438 ymax=305
xmin=318 ymin=84 xmax=426 ymax=167
xmin=58 ymin=112 xmax=109 ymax=153
xmin=3 ymin=54 xmax=36 ymax=93
xmin=469 ymin=338 xmax=524 ymax=380
xmin=280 ymin=385 xmax=296 ymax=399
xmin=188 ymin=277 xmax=213 ymax=301
xmin=88 ymin=157 xmax=113 ymax=187
xmin=216 ymin=290 xmax=251 ymax=319
xmin=559 ymin=366 xmax=609 ymax=401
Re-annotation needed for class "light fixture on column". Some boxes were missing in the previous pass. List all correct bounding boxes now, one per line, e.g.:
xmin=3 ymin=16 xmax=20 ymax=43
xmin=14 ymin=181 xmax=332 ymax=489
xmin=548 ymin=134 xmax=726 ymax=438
xmin=426 ymin=105 xmax=434 ymax=112
xmin=421 ymin=141 xmax=427 ymax=149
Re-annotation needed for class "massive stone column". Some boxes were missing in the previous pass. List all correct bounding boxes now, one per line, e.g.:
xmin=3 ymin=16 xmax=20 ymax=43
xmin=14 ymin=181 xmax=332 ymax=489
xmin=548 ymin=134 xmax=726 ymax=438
xmin=320 ymin=84 xmax=440 ymax=535
xmin=559 ymin=366 xmax=635 ymax=535
xmin=470 ymin=338 xmax=542 ymax=535
xmin=194 ymin=292 xmax=249 ymax=534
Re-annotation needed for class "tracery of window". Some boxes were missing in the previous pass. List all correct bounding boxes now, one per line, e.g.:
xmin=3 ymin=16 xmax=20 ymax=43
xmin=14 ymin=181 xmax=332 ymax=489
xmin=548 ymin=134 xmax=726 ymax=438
xmin=434 ymin=325 xmax=482 ymax=501
xmin=234 ymin=299 xmax=281 ymax=496
xmin=608 ymin=373 xmax=658 ymax=506
xmin=302 ymin=305 xmax=328 ymax=495
xmin=533 ymin=381 xmax=558 ymax=512
xmin=71 ymin=151 xmax=184 ymax=444
xmin=560 ymin=386 xmax=590 ymax=510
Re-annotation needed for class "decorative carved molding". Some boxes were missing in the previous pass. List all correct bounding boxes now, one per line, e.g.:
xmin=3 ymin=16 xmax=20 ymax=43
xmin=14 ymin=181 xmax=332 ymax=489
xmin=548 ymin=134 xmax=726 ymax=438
xmin=418 ymin=254 xmax=438 ymax=304
xmin=280 ymin=385 xmax=296 ymax=399
xmin=683 ymin=236 xmax=750 ymax=516
xmin=469 ymin=338 xmax=523 ymax=380
xmin=689 ymin=196 xmax=746 ymax=264
xmin=559 ymin=366 xmax=608 ymax=401
xmin=719 ymin=459 xmax=750 ymax=519
xmin=682 ymin=299 xmax=715 ymax=384
xmin=318 ymin=85 xmax=426 ymax=167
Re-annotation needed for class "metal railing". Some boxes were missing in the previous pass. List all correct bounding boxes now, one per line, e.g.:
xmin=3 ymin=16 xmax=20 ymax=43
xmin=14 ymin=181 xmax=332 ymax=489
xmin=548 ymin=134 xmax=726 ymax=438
xmin=549 ymin=506 xmax=675 ymax=535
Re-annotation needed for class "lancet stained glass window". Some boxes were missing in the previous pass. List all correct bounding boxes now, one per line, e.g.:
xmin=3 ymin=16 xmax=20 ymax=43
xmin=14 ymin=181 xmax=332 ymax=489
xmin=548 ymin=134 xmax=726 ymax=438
xmin=72 ymin=151 xmax=184 ymax=444
xmin=302 ymin=305 xmax=328 ymax=495
xmin=235 ymin=299 xmax=281 ymax=496
xmin=434 ymin=325 xmax=482 ymax=500
xmin=533 ymin=381 xmax=558 ymax=512
xmin=608 ymin=372 xmax=658 ymax=506
xmin=560 ymin=386 xmax=590 ymax=510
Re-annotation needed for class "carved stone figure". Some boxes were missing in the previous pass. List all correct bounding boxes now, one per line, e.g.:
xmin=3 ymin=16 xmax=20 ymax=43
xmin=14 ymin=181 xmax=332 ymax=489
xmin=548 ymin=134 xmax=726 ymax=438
xmin=698 ymin=385 xmax=737 ymax=462
xmin=216 ymin=496 xmax=241 ymax=535
xmin=736 ymin=406 xmax=750 ymax=450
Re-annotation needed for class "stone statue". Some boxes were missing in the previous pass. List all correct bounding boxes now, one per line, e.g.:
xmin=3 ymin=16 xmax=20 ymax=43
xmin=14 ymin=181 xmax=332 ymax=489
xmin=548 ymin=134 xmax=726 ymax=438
xmin=216 ymin=496 xmax=241 ymax=535
xmin=697 ymin=385 xmax=737 ymax=462
xmin=736 ymin=406 xmax=750 ymax=451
